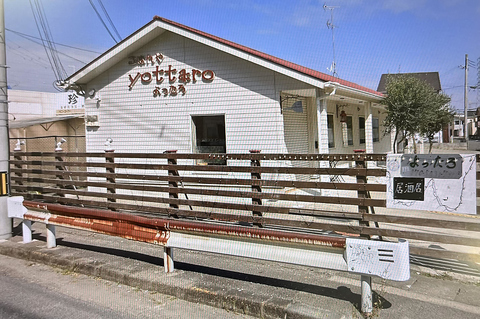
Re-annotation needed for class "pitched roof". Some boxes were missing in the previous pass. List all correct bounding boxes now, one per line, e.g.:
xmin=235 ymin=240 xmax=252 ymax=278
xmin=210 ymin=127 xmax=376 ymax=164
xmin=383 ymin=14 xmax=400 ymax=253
xmin=67 ymin=16 xmax=382 ymax=99
xmin=377 ymin=72 xmax=441 ymax=93
xmin=152 ymin=17 xmax=382 ymax=98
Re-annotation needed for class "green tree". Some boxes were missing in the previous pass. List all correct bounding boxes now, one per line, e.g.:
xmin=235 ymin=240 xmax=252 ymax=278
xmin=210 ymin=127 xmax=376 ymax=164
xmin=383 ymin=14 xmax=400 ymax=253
xmin=381 ymin=75 xmax=454 ymax=153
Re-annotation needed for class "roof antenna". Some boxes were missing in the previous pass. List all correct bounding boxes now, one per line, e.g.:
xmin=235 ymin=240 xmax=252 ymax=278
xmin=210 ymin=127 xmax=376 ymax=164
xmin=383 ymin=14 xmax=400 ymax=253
xmin=324 ymin=3 xmax=339 ymax=78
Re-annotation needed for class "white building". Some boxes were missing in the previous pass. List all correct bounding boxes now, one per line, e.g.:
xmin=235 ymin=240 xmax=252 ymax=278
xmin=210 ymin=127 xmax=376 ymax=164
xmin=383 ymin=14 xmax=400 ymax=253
xmin=61 ymin=16 xmax=390 ymax=157
xmin=8 ymin=90 xmax=85 ymax=152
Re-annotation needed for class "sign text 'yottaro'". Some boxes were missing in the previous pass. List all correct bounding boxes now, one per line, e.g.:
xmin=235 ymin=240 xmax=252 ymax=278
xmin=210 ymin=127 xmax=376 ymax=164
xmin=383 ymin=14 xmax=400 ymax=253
xmin=127 ymin=53 xmax=215 ymax=98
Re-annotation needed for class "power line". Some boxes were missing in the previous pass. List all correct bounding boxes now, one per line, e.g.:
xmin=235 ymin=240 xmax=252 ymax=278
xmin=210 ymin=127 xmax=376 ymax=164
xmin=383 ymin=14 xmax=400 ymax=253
xmin=29 ymin=0 xmax=67 ymax=82
xmin=6 ymin=28 xmax=102 ymax=54
xmin=7 ymin=27 xmax=89 ymax=64
xmin=97 ymin=0 xmax=121 ymax=41
xmin=88 ymin=0 xmax=119 ymax=43
xmin=6 ymin=42 xmax=51 ymax=68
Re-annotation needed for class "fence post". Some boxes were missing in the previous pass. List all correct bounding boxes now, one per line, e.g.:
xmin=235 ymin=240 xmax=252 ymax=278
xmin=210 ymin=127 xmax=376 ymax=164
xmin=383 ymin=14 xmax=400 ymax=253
xmin=250 ymin=150 xmax=263 ymax=227
xmin=354 ymin=151 xmax=369 ymax=232
xmin=164 ymin=150 xmax=179 ymax=218
xmin=104 ymin=138 xmax=116 ymax=210
xmin=354 ymin=150 xmax=373 ymax=315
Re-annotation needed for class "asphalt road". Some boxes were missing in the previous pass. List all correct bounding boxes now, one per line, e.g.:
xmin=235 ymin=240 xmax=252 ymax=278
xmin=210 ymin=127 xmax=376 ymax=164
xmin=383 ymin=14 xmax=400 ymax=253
xmin=0 ymin=255 xmax=253 ymax=319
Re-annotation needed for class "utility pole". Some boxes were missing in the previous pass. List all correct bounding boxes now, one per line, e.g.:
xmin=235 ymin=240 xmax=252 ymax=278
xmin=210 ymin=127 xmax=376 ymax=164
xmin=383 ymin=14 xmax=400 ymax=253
xmin=0 ymin=0 xmax=11 ymax=240
xmin=464 ymin=54 xmax=469 ymax=142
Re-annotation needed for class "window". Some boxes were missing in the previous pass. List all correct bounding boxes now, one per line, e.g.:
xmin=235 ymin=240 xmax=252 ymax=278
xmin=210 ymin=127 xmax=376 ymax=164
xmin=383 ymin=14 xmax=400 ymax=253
xmin=327 ymin=114 xmax=335 ymax=148
xmin=359 ymin=116 xmax=365 ymax=144
xmin=346 ymin=116 xmax=353 ymax=146
xmin=192 ymin=115 xmax=226 ymax=164
xmin=372 ymin=117 xmax=380 ymax=142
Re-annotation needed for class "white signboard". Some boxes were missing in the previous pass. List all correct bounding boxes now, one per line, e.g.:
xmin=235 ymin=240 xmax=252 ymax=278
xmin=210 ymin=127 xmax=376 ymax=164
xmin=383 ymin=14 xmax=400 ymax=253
xmin=386 ymin=154 xmax=477 ymax=215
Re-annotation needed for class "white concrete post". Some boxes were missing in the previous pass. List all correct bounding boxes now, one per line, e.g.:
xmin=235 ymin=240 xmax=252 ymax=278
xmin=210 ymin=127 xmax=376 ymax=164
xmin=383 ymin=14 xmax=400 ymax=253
xmin=365 ymin=102 xmax=374 ymax=154
xmin=164 ymin=247 xmax=174 ymax=273
xmin=46 ymin=224 xmax=56 ymax=248
xmin=316 ymin=90 xmax=330 ymax=185
xmin=361 ymin=275 xmax=373 ymax=314
xmin=22 ymin=220 xmax=32 ymax=243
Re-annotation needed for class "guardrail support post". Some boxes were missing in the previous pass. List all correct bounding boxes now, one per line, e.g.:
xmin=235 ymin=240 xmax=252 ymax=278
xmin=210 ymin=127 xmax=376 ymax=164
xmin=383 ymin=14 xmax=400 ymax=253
xmin=361 ymin=275 xmax=373 ymax=314
xmin=165 ymin=150 xmax=179 ymax=218
xmin=22 ymin=220 xmax=32 ymax=243
xmin=46 ymin=224 xmax=56 ymax=248
xmin=250 ymin=150 xmax=263 ymax=227
xmin=105 ymin=140 xmax=116 ymax=210
xmin=355 ymin=151 xmax=373 ymax=315
xmin=164 ymin=247 xmax=174 ymax=273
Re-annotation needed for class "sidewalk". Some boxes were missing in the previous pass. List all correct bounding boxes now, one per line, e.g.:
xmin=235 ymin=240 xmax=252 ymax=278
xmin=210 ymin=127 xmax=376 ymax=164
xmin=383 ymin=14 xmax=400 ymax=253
xmin=1 ymin=221 xmax=479 ymax=319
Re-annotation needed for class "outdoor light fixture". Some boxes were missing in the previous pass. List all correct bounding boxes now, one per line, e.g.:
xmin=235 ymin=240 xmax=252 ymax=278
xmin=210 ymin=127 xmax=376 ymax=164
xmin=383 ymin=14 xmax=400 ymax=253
xmin=336 ymin=104 xmax=348 ymax=121
xmin=55 ymin=138 xmax=67 ymax=151
xmin=14 ymin=139 xmax=25 ymax=151
xmin=104 ymin=138 xmax=114 ymax=152
xmin=87 ymin=88 xmax=96 ymax=98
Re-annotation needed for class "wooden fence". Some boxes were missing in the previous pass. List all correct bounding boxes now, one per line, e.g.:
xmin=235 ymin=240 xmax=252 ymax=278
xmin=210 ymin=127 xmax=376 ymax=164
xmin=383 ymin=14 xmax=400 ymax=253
xmin=9 ymin=151 xmax=480 ymax=265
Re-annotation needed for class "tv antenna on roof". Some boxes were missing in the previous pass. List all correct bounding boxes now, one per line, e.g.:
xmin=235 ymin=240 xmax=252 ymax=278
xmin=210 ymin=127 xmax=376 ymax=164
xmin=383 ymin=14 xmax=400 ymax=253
xmin=324 ymin=3 xmax=339 ymax=78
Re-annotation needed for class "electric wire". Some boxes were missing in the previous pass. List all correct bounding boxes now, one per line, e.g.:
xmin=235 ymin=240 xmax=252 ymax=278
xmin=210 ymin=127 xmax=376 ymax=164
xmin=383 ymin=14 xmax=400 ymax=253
xmin=7 ymin=30 xmax=89 ymax=64
xmin=97 ymin=0 xmax=121 ymax=41
xmin=36 ymin=0 xmax=66 ymax=78
xmin=88 ymin=0 xmax=119 ymax=43
xmin=34 ymin=0 xmax=66 ymax=79
xmin=29 ymin=0 xmax=67 ymax=81
xmin=6 ymin=28 xmax=102 ymax=54
xmin=6 ymin=41 xmax=51 ymax=68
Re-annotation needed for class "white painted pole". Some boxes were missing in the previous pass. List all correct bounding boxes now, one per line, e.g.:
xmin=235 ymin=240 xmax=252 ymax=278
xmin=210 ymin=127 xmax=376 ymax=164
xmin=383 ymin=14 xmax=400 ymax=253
xmin=22 ymin=220 xmax=32 ymax=243
xmin=0 ymin=0 xmax=11 ymax=240
xmin=164 ymin=247 xmax=174 ymax=273
xmin=46 ymin=224 xmax=56 ymax=248
xmin=361 ymin=275 xmax=373 ymax=314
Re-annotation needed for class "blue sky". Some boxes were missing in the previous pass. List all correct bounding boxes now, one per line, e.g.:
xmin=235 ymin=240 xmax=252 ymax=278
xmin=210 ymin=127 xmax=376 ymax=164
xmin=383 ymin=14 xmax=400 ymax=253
xmin=4 ymin=0 xmax=480 ymax=111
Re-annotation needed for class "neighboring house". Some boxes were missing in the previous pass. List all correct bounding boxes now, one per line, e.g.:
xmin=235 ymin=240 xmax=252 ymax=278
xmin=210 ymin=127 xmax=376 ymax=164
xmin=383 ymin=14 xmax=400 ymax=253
xmin=377 ymin=72 xmax=447 ymax=146
xmin=453 ymin=111 xmax=477 ymax=139
xmin=8 ymin=90 xmax=85 ymax=152
xmin=59 ymin=16 xmax=390 ymax=158
xmin=377 ymin=72 xmax=442 ymax=94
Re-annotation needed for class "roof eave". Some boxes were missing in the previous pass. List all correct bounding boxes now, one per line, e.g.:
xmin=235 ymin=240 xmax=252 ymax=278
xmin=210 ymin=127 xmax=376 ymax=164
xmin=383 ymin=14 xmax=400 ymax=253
xmin=64 ymin=18 xmax=329 ymax=91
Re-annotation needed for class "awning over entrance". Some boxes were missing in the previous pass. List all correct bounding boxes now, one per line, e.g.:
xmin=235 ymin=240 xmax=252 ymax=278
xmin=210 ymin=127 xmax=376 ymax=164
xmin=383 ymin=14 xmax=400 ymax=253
xmin=9 ymin=115 xmax=84 ymax=129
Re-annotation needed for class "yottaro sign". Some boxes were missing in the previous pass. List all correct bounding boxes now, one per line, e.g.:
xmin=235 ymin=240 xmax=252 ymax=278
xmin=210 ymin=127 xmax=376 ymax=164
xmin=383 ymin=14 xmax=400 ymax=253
xmin=127 ymin=53 xmax=215 ymax=97
xmin=386 ymin=154 xmax=476 ymax=215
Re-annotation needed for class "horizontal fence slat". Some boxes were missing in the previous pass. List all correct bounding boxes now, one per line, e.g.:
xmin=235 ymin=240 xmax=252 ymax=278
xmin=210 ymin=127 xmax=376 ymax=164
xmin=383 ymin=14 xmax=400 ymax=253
xmin=11 ymin=151 xmax=388 ymax=162
xmin=410 ymin=247 xmax=480 ymax=264
xmin=10 ymin=168 xmax=387 ymax=192
xmin=10 ymin=160 xmax=386 ymax=177
xmin=362 ymin=214 xmax=480 ymax=232
xmin=11 ymin=178 xmax=386 ymax=207
xmin=12 ymin=185 xmax=361 ymax=220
